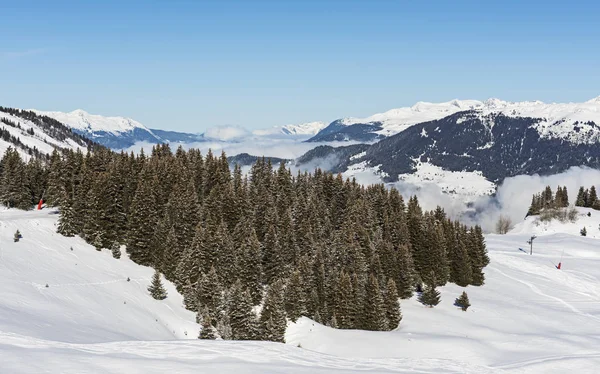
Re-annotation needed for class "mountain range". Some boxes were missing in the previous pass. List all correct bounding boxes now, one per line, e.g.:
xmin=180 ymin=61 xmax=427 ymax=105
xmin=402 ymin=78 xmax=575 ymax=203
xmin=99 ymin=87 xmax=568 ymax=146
xmin=3 ymin=97 xmax=600 ymax=198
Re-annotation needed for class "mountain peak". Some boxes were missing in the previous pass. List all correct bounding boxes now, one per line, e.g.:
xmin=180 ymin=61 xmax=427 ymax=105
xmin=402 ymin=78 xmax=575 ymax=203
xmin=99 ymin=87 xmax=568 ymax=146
xmin=586 ymin=96 xmax=600 ymax=104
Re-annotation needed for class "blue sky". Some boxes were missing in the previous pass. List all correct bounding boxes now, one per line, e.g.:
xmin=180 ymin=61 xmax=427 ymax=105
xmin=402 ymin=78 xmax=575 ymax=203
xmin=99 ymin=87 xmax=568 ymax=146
xmin=1 ymin=0 xmax=599 ymax=132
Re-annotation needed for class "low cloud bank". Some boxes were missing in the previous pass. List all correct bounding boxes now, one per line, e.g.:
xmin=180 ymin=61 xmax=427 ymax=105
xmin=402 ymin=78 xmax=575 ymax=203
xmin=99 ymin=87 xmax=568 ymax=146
xmin=349 ymin=166 xmax=600 ymax=233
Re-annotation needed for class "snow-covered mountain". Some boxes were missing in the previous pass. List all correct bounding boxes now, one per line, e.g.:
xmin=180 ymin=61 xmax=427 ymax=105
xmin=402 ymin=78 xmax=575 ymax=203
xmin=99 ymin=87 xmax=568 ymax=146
xmin=2 ymin=206 xmax=600 ymax=373
xmin=32 ymin=109 xmax=203 ymax=149
xmin=307 ymin=96 xmax=600 ymax=143
xmin=296 ymin=96 xmax=600 ymax=200
xmin=0 ymin=107 xmax=94 ymax=159
xmin=252 ymin=121 xmax=327 ymax=138
xmin=32 ymin=109 xmax=325 ymax=148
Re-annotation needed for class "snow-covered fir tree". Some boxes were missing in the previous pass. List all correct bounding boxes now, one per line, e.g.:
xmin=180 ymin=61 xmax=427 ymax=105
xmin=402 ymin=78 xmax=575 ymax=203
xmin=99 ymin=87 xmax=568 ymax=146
xmin=148 ymin=270 xmax=168 ymax=300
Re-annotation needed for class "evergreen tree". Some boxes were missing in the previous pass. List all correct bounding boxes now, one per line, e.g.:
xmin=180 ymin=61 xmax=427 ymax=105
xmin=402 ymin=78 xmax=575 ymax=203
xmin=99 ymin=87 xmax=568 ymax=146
xmin=228 ymin=282 xmax=258 ymax=340
xmin=148 ymin=270 xmax=168 ymax=300
xmin=333 ymin=271 xmax=355 ymax=329
xmin=384 ymin=278 xmax=402 ymax=329
xmin=363 ymin=274 xmax=386 ymax=331
xmin=111 ymin=241 xmax=121 ymax=259
xmin=259 ymin=279 xmax=287 ymax=342
xmin=576 ymin=187 xmax=586 ymax=207
xmin=454 ymin=291 xmax=471 ymax=311
xmin=447 ymin=222 xmax=472 ymax=287
xmin=110 ymin=242 xmax=121 ymax=259
xmin=57 ymin=196 xmax=77 ymax=237
xmin=284 ymin=270 xmax=307 ymax=322
xmin=589 ymin=186 xmax=598 ymax=208
xmin=418 ymin=273 xmax=441 ymax=308
xmin=581 ymin=227 xmax=587 ymax=236
xmin=0 ymin=147 xmax=31 ymax=209
xmin=126 ymin=168 xmax=160 ymax=266
xmin=562 ymin=186 xmax=569 ymax=207
xmin=199 ymin=320 xmax=217 ymax=340
xmin=197 ymin=266 xmax=222 ymax=320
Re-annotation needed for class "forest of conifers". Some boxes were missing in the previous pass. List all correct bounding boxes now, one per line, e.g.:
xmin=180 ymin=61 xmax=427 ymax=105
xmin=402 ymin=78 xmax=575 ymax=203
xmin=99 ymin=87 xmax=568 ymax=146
xmin=0 ymin=145 xmax=488 ymax=341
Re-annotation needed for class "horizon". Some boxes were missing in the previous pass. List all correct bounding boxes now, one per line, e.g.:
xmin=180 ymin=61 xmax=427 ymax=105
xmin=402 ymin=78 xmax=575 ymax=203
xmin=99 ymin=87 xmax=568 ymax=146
xmin=2 ymin=0 xmax=599 ymax=132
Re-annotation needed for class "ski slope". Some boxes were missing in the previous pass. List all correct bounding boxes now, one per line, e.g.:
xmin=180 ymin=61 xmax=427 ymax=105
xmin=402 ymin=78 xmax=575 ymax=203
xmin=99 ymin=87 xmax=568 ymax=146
xmin=1 ymin=207 xmax=600 ymax=373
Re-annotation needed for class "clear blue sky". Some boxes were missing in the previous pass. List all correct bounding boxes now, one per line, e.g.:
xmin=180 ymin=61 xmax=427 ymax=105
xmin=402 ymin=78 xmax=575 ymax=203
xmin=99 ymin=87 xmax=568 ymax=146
xmin=1 ymin=0 xmax=599 ymax=132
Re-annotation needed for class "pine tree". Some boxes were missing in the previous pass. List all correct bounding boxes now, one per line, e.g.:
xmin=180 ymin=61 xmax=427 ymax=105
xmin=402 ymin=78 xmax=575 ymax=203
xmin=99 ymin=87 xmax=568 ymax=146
xmin=0 ymin=147 xmax=31 ymax=209
xmin=284 ymin=270 xmax=307 ymax=322
xmin=57 ymin=196 xmax=77 ymax=237
xmin=580 ymin=227 xmax=587 ymax=236
xmin=197 ymin=266 xmax=222 ymax=320
xmin=589 ymin=186 xmax=598 ymax=208
xmin=111 ymin=241 xmax=121 ymax=259
xmin=562 ymin=186 xmax=569 ymax=207
xmin=363 ymin=274 xmax=386 ymax=331
xmin=199 ymin=320 xmax=217 ymax=340
xmin=148 ymin=270 xmax=168 ymax=300
xmin=384 ymin=278 xmax=402 ymax=329
xmin=418 ymin=273 xmax=441 ymax=308
xmin=333 ymin=271 xmax=354 ymax=329
xmin=447 ymin=222 xmax=472 ymax=287
xmin=259 ymin=279 xmax=287 ymax=343
xmin=229 ymin=282 xmax=258 ymax=340
xmin=576 ymin=187 xmax=586 ymax=207
xmin=454 ymin=291 xmax=471 ymax=311
xmin=126 ymin=168 xmax=160 ymax=266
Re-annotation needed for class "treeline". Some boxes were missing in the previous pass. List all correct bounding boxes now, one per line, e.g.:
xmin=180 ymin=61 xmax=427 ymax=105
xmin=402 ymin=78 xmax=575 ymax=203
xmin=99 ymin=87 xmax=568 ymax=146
xmin=575 ymin=186 xmax=600 ymax=210
xmin=527 ymin=185 xmax=600 ymax=217
xmin=0 ymin=144 xmax=489 ymax=342
xmin=527 ymin=185 xmax=569 ymax=216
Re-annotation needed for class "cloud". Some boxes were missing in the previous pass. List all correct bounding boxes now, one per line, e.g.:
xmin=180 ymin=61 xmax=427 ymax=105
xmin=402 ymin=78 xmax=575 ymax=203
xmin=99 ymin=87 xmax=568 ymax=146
xmin=469 ymin=167 xmax=600 ymax=232
xmin=124 ymin=137 xmax=364 ymax=162
xmin=203 ymin=125 xmax=250 ymax=142
xmin=344 ymin=164 xmax=600 ymax=233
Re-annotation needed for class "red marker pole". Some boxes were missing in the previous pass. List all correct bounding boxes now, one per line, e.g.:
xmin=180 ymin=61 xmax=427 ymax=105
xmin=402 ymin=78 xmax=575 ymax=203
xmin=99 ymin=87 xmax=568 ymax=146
xmin=37 ymin=199 xmax=43 ymax=210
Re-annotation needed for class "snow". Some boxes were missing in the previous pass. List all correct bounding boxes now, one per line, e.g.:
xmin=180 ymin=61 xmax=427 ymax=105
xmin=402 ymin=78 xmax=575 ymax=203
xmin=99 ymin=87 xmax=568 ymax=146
xmin=340 ymin=99 xmax=483 ymax=137
xmin=397 ymin=161 xmax=496 ymax=199
xmin=32 ymin=109 xmax=152 ymax=136
xmin=2 ymin=206 xmax=600 ymax=373
xmin=0 ymin=208 xmax=198 ymax=343
xmin=332 ymin=96 xmax=600 ymax=143
xmin=0 ymin=111 xmax=86 ymax=159
xmin=287 ymin=222 xmax=600 ymax=373
xmin=30 ymin=95 xmax=600 ymax=146
xmin=511 ymin=207 xmax=600 ymax=239
xmin=253 ymin=121 xmax=327 ymax=137
xmin=349 ymin=151 xmax=366 ymax=161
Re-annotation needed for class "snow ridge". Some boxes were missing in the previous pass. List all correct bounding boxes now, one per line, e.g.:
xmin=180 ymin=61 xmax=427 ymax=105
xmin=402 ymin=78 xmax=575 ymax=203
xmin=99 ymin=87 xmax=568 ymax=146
xmin=32 ymin=109 xmax=151 ymax=136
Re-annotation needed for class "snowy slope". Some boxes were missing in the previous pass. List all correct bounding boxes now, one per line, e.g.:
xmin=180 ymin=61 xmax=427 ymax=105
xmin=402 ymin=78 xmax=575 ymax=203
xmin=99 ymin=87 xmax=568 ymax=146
xmin=342 ymin=99 xmax=483 ymax=136
xmin=2 ymin=207 xmax=600 ymax=372
xmin=0 ymin=208 xmax=198 ymax=343
xmin=0 ymin=110 xmax=87 ymax=159
xmin=315 ymin=96 xmax=600 ymax=143
xmin=511 ymin=207 xmax=600 ymax=239
xmin=0 ymin=207 xmax=494 ymax=373
xmin=253 ymin=121 xmax=327 ymax=138
xmin=287 ymin=224 xmax=600 ymax=373
xmin=471 ymin=97 xmax=600 ymax=145
xmin=32 ymin=109 xmax=151 ymax=136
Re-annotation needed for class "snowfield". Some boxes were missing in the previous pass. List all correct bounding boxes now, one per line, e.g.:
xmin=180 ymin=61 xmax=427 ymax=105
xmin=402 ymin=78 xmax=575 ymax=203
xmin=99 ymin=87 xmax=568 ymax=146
xmin=1 ymin=207 xmax=600 ymax=373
